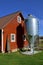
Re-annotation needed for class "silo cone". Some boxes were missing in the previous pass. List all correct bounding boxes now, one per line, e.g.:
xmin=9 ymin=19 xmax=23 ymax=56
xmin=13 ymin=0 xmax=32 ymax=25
xmin=25 ymin=14 xmax=39 ymax=53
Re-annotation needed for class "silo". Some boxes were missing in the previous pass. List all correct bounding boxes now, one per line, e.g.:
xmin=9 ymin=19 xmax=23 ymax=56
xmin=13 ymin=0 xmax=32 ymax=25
xmin=25 ymin=14 xmax=39 ymax=53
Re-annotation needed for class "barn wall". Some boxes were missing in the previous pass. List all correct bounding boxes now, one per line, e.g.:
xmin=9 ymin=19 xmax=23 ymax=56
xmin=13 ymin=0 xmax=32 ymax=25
xmin=3 ymin=14 xmax=28 ymax=52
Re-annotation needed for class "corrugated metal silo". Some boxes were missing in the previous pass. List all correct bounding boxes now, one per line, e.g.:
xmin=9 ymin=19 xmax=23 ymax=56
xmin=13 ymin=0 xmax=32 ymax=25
xmin=25 ymin=14 xmax=39 ymax=53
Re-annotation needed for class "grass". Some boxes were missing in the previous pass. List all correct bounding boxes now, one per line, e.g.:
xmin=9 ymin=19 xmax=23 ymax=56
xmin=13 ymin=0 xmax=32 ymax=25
xmin=0 ymin=51 xmax=43 ymax=65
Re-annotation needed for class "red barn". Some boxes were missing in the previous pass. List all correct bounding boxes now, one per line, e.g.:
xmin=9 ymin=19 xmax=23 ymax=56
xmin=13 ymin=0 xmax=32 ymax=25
xmin=0 ymin=11 xmax=28 ymax=53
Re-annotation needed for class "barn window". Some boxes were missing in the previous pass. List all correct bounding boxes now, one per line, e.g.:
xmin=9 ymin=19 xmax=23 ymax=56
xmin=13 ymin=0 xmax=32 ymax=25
xmin=23 ymin=34 xmax=26 ymax=41
xmin=11 ymin=34 xmax=16 ymax=42
xmin=17 ymin=16 xmax=21 ymax=23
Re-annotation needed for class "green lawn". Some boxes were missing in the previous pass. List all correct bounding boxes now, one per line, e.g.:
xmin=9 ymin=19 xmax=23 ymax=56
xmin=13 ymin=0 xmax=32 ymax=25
xmin=0 ymin=51 xmax=43 ymax=65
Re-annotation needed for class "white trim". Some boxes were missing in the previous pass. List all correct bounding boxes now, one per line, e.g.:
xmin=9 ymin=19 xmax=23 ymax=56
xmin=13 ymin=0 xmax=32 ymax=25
xmin=1 ymin=29 xmax=4 ymax=53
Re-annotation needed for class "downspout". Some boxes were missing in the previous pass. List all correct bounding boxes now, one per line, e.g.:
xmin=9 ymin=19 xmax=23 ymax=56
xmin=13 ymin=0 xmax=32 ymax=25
xmin=1 ymin=29 xmax=4 ymax=53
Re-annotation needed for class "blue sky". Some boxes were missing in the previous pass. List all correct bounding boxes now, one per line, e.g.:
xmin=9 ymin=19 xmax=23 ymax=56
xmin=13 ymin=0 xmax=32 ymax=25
xmin=0 ymin=0 xmax=43 ymax=36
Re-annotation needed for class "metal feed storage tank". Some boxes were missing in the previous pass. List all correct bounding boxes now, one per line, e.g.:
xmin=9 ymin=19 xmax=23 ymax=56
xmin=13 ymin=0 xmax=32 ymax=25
xmin=25 ymin=14 xmax=39 ymax=53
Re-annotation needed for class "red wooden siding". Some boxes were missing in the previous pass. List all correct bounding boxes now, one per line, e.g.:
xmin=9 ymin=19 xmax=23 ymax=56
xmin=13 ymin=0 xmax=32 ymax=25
xmin=2 ymin=13 xmax=28 ymax=52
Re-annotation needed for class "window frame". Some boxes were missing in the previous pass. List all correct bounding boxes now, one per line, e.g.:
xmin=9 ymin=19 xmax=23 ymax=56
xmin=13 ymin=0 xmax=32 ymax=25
xmin=17 ymin=16 xmax=21 ymax=23
xmin=11 ymin=34 xmax=16 ymax=42
xmin=23 ymin=34 xmax=26 ymax=41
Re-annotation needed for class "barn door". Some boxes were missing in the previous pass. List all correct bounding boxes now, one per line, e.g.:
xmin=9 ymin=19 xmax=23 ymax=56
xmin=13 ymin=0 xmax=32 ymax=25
xmin=16 ymin=24 xmax=24 ymax=49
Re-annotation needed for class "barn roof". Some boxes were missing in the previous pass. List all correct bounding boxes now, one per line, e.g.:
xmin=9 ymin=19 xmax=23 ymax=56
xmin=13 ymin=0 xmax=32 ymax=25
xmin=0 ymin=11 xmax=24 ymax=29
